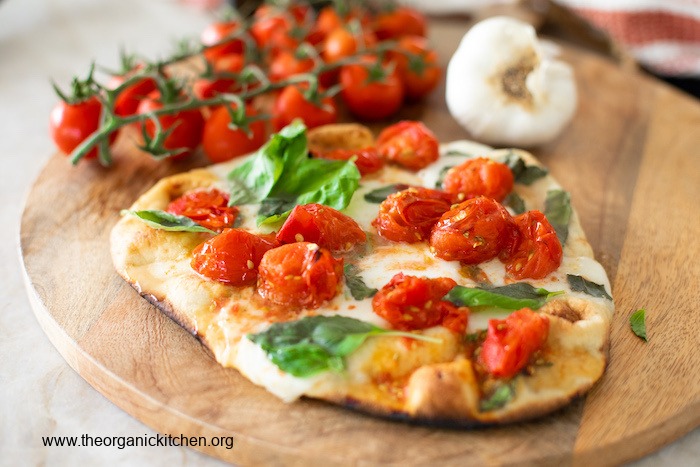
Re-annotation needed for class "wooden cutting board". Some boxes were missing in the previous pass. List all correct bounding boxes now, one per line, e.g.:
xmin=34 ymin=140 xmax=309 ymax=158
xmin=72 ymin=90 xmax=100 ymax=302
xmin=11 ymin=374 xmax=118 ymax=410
xmin=20 ymin=19 xmax=700 ymax=466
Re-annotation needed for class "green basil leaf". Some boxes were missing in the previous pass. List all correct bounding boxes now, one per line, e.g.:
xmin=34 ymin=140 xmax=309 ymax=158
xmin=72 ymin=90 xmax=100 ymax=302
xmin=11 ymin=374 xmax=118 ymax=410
xmin=502 ymin=152 xmax=548 ymax=185
xmin=630 ymin=309 xmax=647 ymax=342
xmin=363 ymin=184 xmax=410 ymax=203
xmin=444 ymin=283 xmax=563 ymax=310
xmin=293 ymin=158 xmax=360 ymax=211
xmin=503 ymin=192 xmax=526 ymax=214
xmin=344 ymin=264 xmax=378 ymax=300
xmin=444 ymin=150 xmax=473 ymax=158
xmin=248 ymin=316 xmax=440 ymax=377
xmin=257 ymin=197 xmax=298 ymax=225
xmin=567 ymin=274 xmax=612 ymax=300
xmin=434 ymin=165 xmax=455 ymax=189
xmin=544 ymin=189 xmax=572 ymax=245
xmin=121 ymin=210 xmax=216 ymax=234
xmin=480 ymin=382 xmax=515 ymax=412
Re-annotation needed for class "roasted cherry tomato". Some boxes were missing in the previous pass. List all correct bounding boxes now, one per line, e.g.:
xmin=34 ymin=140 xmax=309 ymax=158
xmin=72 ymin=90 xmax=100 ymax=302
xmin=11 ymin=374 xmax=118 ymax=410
xmin=372 ymin=187 xmax=456 ymax=243
xmin=269 ymin=50 xmax=314 ymax=83
xmin=137 ymin=91 xmax=204 ymax=160
xmin=257 ymin=242 xmax=343 ymax=309
xmin=504 ymin=210 xmax=563 ymax=279
xmin=191 ymin=229 xmax=277 ymax=286
xmin=389 ymin=35 xmax=441 ymax=101
xmin=373 ymin=7 xmax=426 ymax=40
xmin=193 ymin=54 xmax=244 ymax=100
xmin=430 ymin=196 xmax=519 ymax=264
xmin=276 ymin=204 xmax=366 ymax=252
xmin=339 ymin=56 xmax=403 ymax=121
xmin=202 ymin=104 xmax=266 ymax=163
xmin=167 ymin=188 xmax=238 ymax=232
xmin=480 ymin=308 xmax=550 ymax=378
xmin=442 ymin=157 xmax=514 ymax=203
xmin=372 ymin=273 xmax=468 ymax=332
xmin=49 ymin=96 xmax=115 ymax=160
xmin=376 ymin=121 xmax=439 ymax=171
xmin=108 ymin=69 xmax=157 ymax=117
xmin=201 ymin=21 xmax=245 ymax=63
xmin=313 ymin=147 xmax=384 ymax=176
xmin=272 ymin=84 xmax=338 ymax=131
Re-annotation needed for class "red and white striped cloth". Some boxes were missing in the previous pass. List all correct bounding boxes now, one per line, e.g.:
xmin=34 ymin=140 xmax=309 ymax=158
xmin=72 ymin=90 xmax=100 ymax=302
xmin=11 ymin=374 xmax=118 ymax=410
xmin=556 ymin=0 xmax=700 ymax=76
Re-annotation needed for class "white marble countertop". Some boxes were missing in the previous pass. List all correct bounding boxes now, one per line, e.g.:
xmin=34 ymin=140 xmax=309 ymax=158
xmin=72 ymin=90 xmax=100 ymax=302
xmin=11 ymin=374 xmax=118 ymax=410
xmin=1 ymin=0 xmax=698 ymax=465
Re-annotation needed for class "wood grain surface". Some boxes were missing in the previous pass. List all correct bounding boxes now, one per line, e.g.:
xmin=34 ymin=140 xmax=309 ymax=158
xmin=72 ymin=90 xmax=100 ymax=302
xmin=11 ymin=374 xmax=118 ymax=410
xmin=20 ymin=19 xmax=700 ymax=465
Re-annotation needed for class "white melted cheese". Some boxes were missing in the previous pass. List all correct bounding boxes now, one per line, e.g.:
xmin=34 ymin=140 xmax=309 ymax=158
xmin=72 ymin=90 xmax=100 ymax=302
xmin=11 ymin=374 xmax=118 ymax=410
xmin=208 ymin=141 xmax=612 ymax=399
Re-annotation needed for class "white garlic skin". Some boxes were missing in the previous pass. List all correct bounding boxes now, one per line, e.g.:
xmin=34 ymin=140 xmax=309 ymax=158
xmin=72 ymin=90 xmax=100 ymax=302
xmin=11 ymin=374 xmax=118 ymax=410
xmin=445 ymin=16 xmax=577 ymax=147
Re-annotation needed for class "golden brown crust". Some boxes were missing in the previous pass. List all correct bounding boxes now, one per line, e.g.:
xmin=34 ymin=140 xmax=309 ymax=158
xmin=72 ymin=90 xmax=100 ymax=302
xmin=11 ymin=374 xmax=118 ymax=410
xmin=307 ymin=123 xmax=375 ymax=154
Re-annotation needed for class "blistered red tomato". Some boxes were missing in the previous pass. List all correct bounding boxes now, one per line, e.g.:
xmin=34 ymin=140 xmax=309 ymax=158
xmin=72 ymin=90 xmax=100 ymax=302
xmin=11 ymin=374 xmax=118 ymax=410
xmin=167 ymin=188 xmax=238 ymax=232
xmin=276 ymin=204 xmax=366 ymax=253
xmin=313 ymin=147 xmax=384 ymax=176
xmin=340 ymin=56 xmax=403 ymax=121
xmin=202 ymin=104 xmax=266 ymax=163
xmin=480 ymin=308 xmax=550 ymax=378
xmin=49 ymin=96 xmax=115 ymax=160
xmin=272 ymin=84 xmax=338 ymax=131
xmin=372 ymin=273 xmax=468 ymax=332
xmin=257 ymin=242 xmax=343 ymax=309
xmin=503 ymin=210 xmax=563 ymax=279
xmin=376 ymin=121 xmax=439 ymax=171
xmin=373 ymin=7 xmax=426 ymax=40
xmin=430 ymin=196 xmax=519 ymax=264
xmin=201 ymin=21 xmax=245 ymax=62
xmin=137 ymin=91 xmax=204 ymax=160
xmin=372 ymin=187 xmax=456 ymax=243
xmin=442 ymin=157 xmax=514 ymax=202
xmin=191 ymin=229 xmax=277 ymax=286
xmin=193 ymin=54 xmax=244 ymax=100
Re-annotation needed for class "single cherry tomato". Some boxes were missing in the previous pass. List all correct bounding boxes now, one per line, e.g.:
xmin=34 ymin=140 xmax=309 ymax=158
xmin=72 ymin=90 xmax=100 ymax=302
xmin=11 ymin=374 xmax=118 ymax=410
xmin=108 ymin=70 xmax=157 ymax=117
xmin=480 ymin=308 xmax=550 ymax=378
xmin=191 ymin=229 xmax=277 ymax=286
xmin=137 ymin=91 xmax=204 ymax=160
xmin=250 ymin=6 xmax=293 ymax=50
xmin=430 ymin=196 xmax=519 ymax=264
xmin=372 ymin=187 xmax=456 ymax=243
xmin=339 ymin=56 xmax=404 ymax=121
xmin=193 ymin=54 xmax=244 ymax=100
xmin=442 ymin=157 xmax=514 ymax=203
xmin=269 ymin=50 xmax=315 ymax=83
xmin=322 ymin=27 xmax=375 ymax=64
xmin=202 ymin=105 xmax=266 ymax=163
xmin=306 ymin=6 xmax=342 ymax=45
xmin=376 ymin=121 xmax=439 ymax=171
xmin=373 ymin=7 xmax=426 ymax=40
xmin=257 ymin=242 xmax=343 ymax=309
xmin=313 ymin=147 xmax=384 ymax=176
xmin=388 ymin=35 xmax=441 ymax=101
xmin=201 ymin=21 xmax=245 ymax=63
xmin=272 ymin=84 xmax=338 ymax=131
xmin=49 ymin=96 xmax=115 ymax=160
xmin=276 ymin=204 xmax=366 ymax=253
xmin=167 ymin=188 xmax=238 ymax=232
xmin=504 ymin=210 xmax=563 ymax=279
xmin=372 ymin=273 xmax=468 ymax=332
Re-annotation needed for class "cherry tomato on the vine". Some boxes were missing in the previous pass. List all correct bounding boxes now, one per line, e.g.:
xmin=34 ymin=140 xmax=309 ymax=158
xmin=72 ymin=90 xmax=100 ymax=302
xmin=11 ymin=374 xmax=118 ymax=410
xmin=191 ymin=228 xmax=278 ymax=286
xmin=503 ymin=210 xmax=563 ymax=279
xmin=269 ymin=50 xmax=315 ymax=83
xmin=322 ymin=27 xmax=376 ymax=64
xmin=373 ymin=7 xmax=426 ymax=40
xmin=201 ymin=21 xmax=245 ymax=63
xmin=276 ymin=204 xmax=366 ymax=253
xmin=372 ymin=187 xmax=456 ymax=243
xmin=442 ymin=157 xmax=514 ymax=203
xmin=430 ymin=196 xmax=519 ymax=264
xmin=167 ymin=188 xmax=238 ymax=232
xmin=202 ymin=104 xmax=266 ymax=163
xmin=376 ymin=120 xmax=439 ymax=170
xmin=313 ymin=147 xmax=384 ymax=176
xmin=108 ymin=69 xmax=157 ymax=117
xmin=49 ymin=96 xmax=115 ymax=160
xmin=480 ymin=308 xmax=550 ymax=378
xmin=137 ymin=91 xmax=204 ymax=160
xmin=193 ymin=54 xmax=244 ymax=100
xmin=257 ymin=242 xmax=343 ymax=309
xmin=388 ymin=35 xmax=441 ymax=101
xmin=272 ymin=84 xmax=338 ymax=131
xmin=372 ymin=273 xmax=469 ymax=332
xmin=339 ymin=56 xmax=404 ymax=121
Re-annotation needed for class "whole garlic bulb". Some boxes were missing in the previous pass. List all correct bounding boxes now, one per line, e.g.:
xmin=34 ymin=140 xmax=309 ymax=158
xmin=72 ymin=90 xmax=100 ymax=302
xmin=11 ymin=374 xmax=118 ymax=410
xmin=445 ymin=16 xmax=577 ymax=147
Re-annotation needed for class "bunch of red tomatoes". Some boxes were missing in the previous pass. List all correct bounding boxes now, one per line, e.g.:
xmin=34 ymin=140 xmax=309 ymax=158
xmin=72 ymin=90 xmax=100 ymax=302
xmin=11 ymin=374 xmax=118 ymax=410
xmin=49 ymin=2 xmax=441 ymax=165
